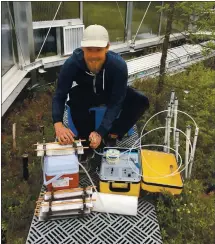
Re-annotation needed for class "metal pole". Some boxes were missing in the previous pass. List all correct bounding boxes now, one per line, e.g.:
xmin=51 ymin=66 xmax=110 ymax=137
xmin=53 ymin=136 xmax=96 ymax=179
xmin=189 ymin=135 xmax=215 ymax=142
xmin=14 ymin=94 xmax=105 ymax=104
xmin=164 ymin=118 xmax=168 ymax=152
xmin=170 ymin=90 xmax=175 ymax=118
xmin=164 ymin=104 xmax=171 ymax=152
xmin=173 ymin=98 xmax=178 ymax=143
xmin=167 ymin=114 xmax=171 ymax=153
xmin=168 ymin=91 xmax=175 ymax=145
xmin=56 ymin=27 xmax=62 ymax=55
xmin=13 ymin=2 xmax=30 ymax=67
xmin=167 ymin=104 xmax=171 ymax=153
xmin=26 ymin=2 xmax=37 ymax=86
xmin=80 ymin=1 xmax=83 ymax=24
xmin=125 ymin=1 xmax=133 ymax=42
xmin=170 ymin=90 xmax=175 ymax=104
xmin=175 ymin=130 xmax=180 ymax=162
xmin=158 ymin=1 xmax=164 ymax=36
xmin=26 ymin=2 xmax=35 ymax=64
xmin=185 ymin=125 xmax=191 ymax=179
xmin=188 ymin=127 xmax=199 ymax=178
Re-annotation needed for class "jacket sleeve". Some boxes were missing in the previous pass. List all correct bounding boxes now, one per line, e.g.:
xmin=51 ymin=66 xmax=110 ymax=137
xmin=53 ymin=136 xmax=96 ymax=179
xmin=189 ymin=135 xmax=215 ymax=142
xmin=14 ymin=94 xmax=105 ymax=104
xmin=52 ymin=58 xmax=76 ymax=124
xmin=96 ymin=63 xmax=128 ymax=137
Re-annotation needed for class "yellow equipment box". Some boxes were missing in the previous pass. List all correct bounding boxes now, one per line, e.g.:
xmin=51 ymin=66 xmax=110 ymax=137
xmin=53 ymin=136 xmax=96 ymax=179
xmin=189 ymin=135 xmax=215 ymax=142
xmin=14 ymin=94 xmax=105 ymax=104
xmin=141 ymin=150 xmax=183 ymax=195
xmin=99 ymin=148 xmax=141 ymax=196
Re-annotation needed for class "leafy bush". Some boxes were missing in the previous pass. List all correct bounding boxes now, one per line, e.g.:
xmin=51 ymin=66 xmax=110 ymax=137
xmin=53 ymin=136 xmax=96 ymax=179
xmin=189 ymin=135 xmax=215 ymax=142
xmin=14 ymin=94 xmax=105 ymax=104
xmin=156 ymin=180 xmax=215 ymax=244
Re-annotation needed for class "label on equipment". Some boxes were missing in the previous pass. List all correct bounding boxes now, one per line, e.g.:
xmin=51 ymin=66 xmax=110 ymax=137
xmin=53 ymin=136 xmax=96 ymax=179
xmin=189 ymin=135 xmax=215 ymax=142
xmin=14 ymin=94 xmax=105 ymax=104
xmin=52 ymin=177 xmax=70 ymax=187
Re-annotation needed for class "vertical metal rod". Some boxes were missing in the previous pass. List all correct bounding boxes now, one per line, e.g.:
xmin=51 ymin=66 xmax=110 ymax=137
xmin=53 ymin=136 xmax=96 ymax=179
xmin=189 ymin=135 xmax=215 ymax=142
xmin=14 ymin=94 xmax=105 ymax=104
xmin=164 ymin=118 xmax=168 ymax=152
xmin=26 ymin=2 xmax=35 ymax=63
xmin=170 ymin=90 xmax=175 ymax=106
xmin=80 ymin=1 xmax=83 ymax=23
xmin=188 ymin=127 xmax=199 ymax=178
xmin=173 ymin=98 xmax=178 ymax=143
xmin=56 ymin=27 xmax=62 ymax=55
xmin=175 ymin=130 xmax=180 ymax=162
xmin=164 ymin=104 xmax=171 ymax=152
xmin=158 ymin=1 xmax=164 ymax=36
xmin=167 ymin=104 xmax=171 ymax=153
xmin=22 ymin=154 xmax=29 ymax=180
xmin=168 ymin=91 xmax=175 ymax=148
xmin=125 ymin=1 xmax=133 ymax=42
xmin=185 ymin=125 xmax=191 ymax=179
xmin=26 ymin=2 xmax=37 ymax=85
xmin=170 ymin=90 xmax=175 ymax=118
xmin=167 ymin=115 xmax=171 ymax=153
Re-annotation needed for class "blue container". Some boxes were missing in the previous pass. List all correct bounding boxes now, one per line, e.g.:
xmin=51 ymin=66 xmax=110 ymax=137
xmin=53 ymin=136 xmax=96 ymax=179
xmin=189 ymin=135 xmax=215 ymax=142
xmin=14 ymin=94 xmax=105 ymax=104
xmin=89 ymin=106 xmax=134 ymax=136
xmin=66 ymin=105 xmax=134 ymax=137
xmin=66 ymin=104 xmax=78 ymax=136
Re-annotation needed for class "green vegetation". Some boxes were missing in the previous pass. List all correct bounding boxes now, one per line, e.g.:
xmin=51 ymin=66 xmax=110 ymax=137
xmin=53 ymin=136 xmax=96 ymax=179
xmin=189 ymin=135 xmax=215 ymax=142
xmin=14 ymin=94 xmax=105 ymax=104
xmin=1 ymin=84 xmax=55 ymax=243
xmin=134 ymin=59 xmax=215 ymax=244
xmin=2 ymin=58 xmax=215 ymax=243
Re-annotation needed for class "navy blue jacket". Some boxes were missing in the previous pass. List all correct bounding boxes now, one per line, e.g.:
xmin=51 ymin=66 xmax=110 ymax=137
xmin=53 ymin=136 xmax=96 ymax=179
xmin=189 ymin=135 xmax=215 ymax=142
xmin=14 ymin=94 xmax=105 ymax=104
xmin=52 ymin=48 xmax=128 ymax=137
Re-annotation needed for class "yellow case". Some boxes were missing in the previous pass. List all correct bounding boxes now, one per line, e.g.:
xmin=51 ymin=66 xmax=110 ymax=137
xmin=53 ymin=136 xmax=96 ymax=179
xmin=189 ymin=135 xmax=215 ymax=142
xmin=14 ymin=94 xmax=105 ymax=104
xmin=99 ymin=180 xmax=140 ymax=196
xmin=141 ymin=150 xmax=183 ymax=195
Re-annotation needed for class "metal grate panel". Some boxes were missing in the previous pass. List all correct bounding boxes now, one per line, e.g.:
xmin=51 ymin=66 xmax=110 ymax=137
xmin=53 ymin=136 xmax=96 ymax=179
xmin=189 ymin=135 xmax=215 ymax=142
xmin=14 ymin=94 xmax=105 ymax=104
xmin=26 ymin=118 xmax=162 ymax=244
xmin=63 ymin=25 xmax=84 ymax=55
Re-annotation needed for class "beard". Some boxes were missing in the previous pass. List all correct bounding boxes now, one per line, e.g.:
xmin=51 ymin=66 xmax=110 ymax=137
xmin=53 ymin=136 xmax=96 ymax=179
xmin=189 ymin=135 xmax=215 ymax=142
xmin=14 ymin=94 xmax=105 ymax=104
xmin=86 ymin=60 xmax=103 ymax=74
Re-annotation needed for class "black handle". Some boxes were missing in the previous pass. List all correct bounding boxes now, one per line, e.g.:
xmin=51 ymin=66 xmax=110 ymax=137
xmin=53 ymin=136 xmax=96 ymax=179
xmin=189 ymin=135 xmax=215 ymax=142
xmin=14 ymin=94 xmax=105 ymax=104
xmin=109 ymin=182 xmax=130 ymax=192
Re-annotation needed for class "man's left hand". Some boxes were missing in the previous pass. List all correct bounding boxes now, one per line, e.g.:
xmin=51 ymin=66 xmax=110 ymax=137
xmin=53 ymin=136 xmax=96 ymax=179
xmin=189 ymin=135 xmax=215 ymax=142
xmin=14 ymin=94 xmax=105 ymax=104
xmin=89 ymin=131 xmax=102 ymax=149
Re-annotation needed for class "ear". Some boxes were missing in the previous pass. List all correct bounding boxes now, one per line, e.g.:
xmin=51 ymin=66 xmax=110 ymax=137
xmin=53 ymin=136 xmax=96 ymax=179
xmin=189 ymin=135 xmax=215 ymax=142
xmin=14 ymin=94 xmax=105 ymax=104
xmin=105 ymin=42 xmax=110 ymax=52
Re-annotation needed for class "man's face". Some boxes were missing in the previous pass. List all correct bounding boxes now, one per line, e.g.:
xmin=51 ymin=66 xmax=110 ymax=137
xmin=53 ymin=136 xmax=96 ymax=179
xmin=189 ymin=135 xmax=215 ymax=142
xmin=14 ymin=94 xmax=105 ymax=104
xmin=82 ymin=45 xmax=109 ymax=74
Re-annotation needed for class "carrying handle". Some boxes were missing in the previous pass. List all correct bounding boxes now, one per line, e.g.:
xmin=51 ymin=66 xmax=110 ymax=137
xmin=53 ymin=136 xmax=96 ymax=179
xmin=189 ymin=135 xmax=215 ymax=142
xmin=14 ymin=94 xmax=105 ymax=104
xmin=43 ymin=169 xmax=63 ymax=186
xmin=109 ymin=182 xmax=130 ymax=192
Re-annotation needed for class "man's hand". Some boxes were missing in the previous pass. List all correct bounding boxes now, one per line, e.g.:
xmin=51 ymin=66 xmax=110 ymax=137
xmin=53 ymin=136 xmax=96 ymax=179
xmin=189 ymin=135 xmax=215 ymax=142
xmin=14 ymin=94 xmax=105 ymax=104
xmin=54 ymin=122 xmax=75 ymax=145
xmin=89 ymin=131 xmax=102 ymax=149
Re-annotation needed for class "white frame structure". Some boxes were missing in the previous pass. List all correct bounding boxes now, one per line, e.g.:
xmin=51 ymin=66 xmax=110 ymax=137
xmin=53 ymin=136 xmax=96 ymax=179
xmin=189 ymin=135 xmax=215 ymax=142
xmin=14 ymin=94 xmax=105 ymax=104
xmin=63 ymin=25 xmax=85 ymax=55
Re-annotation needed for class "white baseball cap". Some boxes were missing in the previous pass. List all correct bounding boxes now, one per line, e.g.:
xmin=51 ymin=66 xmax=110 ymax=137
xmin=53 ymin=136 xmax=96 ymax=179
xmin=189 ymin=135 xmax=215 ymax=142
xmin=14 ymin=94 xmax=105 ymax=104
xmin=81 ymin=25 xmax=109 ymax=48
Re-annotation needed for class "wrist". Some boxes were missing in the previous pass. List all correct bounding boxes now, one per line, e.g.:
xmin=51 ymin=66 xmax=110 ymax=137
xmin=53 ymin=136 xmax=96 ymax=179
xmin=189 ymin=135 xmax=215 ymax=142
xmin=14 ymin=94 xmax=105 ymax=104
xmin=54 ymin=122 xmax=64 ymax=130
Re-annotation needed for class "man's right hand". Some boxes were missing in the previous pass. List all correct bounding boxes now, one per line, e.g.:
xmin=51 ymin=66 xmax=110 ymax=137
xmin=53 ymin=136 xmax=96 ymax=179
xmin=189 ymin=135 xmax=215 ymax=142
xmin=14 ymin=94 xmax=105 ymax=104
xmin=54 ymin=122 xmax=76 ymax=145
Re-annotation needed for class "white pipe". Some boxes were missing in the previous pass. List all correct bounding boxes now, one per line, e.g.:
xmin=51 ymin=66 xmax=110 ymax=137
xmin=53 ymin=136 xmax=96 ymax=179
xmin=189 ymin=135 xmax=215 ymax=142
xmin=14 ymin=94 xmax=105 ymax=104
xmin=170 ymin=90 xmax=175 ymax=103
xmin=166 ymin=104 xmax=171 ymax=153
xmin=173 ymin=98 xmax=178 ymax=143
xmin=164 ymin=118 xmax=168 ymax=152
xmin=188 ymin=127 xmax=199 ymax=178
xmin=167 ymin=116 xmax=171 ymax=153
xmin=185 ymin=125 xmax=191 ymax=179
xmin=164 ymin=104 xmax=171 ymax=152
xmin=170 ymin=90 xmax=175 ymax=118
xmin=175 ymin=130 xmax=180 ymax=162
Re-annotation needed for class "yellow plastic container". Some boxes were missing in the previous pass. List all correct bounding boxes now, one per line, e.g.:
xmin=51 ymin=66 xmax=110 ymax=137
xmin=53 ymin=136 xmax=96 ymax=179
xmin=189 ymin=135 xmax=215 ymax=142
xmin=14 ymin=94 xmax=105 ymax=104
xmin=100 ymin=180 xmax=140 ymax=196
xmin=141 ymin=150 xmax=183 ymax=195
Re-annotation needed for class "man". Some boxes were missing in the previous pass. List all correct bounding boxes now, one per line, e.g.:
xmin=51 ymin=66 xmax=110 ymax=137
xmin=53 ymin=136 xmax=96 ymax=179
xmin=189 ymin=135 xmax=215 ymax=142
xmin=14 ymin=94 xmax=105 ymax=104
xmin=52 ymin=24 xmax=149 ymax=149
